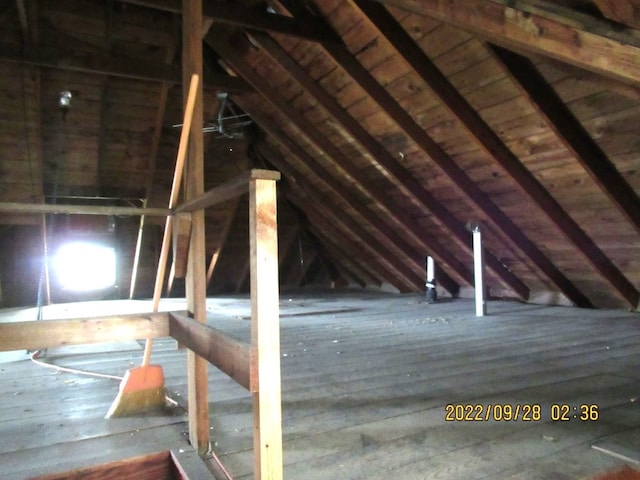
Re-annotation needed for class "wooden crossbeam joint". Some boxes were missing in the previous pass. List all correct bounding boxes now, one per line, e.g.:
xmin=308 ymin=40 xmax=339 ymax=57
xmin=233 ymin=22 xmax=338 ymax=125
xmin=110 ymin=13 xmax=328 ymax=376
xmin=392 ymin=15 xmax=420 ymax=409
xmin=175 ymin=169 xmax=281 ymax=213
xmin=168 ymin=312 xmax=255 ymax=391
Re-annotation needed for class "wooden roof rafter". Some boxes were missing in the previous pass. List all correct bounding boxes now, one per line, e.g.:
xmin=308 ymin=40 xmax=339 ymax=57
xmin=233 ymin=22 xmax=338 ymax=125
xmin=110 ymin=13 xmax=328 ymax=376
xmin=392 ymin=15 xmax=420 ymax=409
xmin=277 ymin=168 xmax=417 ymax=292
xmin=240 ymin=105 xmax=429 ymax=292
xmin=244 ymin=30 xmax=476 ymax=280
xmin=205 ymin=197 xmax=240 ymax=287
xmin=207 ymin=35 xmax=465 ymax=295
xmin=284 ymin=202 xmax=358 ymax=288
xmin=356 ymin=2 xmax=640 ymax=308
xmin=303 ymin=218 xmax=380 ymax=288
xmin=296 ymin=215 xmax=366 ymax=288
xmin=253 ymin=143 xmax=423 ymax=293
xmin=246 ymin=28 xmax=537 ymax=301
xmin=271 ymin=175 xmax=377 ymax=288
xmin=16 ymin=0 xmax=37 ymax=45
xmin=374 ymin=0 xmax=640 ymax=88
xmin=489 ymin=45 xmax=640 ymax=237
xmin=352 ymin=0 xmax=596 ymax=307
xmin=276 ymin=0 xmax=534 ymax=300
xmin=592 ymin=0 xmax=640 ymax=30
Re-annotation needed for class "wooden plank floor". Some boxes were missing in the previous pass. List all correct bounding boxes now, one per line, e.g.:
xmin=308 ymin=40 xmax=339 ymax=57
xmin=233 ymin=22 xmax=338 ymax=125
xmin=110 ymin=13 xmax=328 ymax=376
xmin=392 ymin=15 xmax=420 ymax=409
xmin=1 ymin=291 xmax=640 ymax=479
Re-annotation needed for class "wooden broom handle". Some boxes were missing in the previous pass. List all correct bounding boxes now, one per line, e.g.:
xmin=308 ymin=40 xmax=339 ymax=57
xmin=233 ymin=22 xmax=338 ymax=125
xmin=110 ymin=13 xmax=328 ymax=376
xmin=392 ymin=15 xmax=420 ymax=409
xmin=142 ymin=74 xmax=200 ymax=367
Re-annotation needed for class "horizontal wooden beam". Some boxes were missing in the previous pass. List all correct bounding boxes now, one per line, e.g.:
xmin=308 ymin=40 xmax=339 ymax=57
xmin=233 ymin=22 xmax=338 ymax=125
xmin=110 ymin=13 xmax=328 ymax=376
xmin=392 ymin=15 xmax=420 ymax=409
xmin=175 ymin=169 xmax=280 ymax=213
xmin=0 ymin=42 xmax=249 ymax=92
xmin=120 ymin=0 xmax=338 ymax=44
xmin=376 ymin=0 xmax=640 ymax=87
xmin=0 ymin=202 xmax=171 ymax=216
xmin=169 ymin=312 xmax=255 ymax=391
xmin=0 ymin=312 xmax=169 ymax=352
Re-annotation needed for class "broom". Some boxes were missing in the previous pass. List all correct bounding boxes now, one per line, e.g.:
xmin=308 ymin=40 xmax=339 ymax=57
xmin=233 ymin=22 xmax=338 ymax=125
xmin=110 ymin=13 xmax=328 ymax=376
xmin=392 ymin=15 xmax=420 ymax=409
xmin=106 ymin=74 xmax=200 ymax=418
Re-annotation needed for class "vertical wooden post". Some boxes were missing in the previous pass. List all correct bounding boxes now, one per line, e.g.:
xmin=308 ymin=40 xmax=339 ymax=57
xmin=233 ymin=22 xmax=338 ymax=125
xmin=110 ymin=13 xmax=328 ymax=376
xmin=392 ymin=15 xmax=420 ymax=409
xmin=182 ymin=0 xmax=209 ymax=453
xmin=250 ymin=178 xmax=283 ymax=480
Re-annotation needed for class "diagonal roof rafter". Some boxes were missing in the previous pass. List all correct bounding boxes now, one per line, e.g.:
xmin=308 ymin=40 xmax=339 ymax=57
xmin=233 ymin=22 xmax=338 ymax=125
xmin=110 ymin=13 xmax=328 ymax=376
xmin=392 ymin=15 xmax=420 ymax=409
xmin=278 ymin=0 xmax=538 ymax=300
xmin=206 ymin=35 xmax=466 ymax=295
xmin=489 ymin=45 xmax=640 ymax=237
xmin=230 ymin=93 xmax=439 ymax=292
xmin=246 ymin=28 xmax=534 ymax=298
xmin=352 ymin=0 xmax=596 ymax=306
xmin=357 ymin=0 xmax=639 ymax=308
xmin=279 ymin=180 xmax=386 ymax=288
xmin=277 ymin=167 xmax=420 ymax=292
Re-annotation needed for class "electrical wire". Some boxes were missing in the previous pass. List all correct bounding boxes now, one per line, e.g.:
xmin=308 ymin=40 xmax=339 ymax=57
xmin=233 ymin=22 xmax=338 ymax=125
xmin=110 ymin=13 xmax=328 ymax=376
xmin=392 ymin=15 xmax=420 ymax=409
xmin=207 ymin=448 xmax=234 ymax=480
xmin=30 ymin=350 xmax=123 ymax=381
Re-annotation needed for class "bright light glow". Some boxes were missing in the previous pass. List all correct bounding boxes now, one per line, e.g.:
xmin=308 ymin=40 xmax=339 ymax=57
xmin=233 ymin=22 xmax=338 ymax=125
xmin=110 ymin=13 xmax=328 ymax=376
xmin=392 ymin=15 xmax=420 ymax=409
xmin=54 ymin=242 xmax=116 ymax=291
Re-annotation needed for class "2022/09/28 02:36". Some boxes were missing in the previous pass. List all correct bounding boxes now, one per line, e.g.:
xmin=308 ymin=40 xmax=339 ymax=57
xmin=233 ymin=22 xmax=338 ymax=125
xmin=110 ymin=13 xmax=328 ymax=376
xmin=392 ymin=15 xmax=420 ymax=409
xmin=444 ymin=403 xmax=599 ymax=422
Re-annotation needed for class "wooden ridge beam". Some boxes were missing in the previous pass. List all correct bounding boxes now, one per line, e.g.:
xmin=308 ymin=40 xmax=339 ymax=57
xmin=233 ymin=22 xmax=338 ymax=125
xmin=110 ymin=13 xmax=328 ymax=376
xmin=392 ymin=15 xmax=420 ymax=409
xmin=175 ymin=169 xmax=280 ymax=213
xmin=0 ymin=42 xmax=249 ymax=92
xmin=0 ymin=312 xmax=170 ymax=352
xmin=169 ymin=312 xmax=255 ymax=391
xmin=250 ymin=26 xmax=530 ymax=301
xmin=491 ymin=45 xmax=640 ymax=237
xmin=120 ymin=0 xmax=336 ymax=44
xmin=0 ymin=202 xmax=170 ymax=216
xmin=374 ymin=0 xmax=640 ymax=87
xmin=209 ymin=36 xmax=465 ymax=296
xmin=354 ymin=0 xmax=593 ymax=307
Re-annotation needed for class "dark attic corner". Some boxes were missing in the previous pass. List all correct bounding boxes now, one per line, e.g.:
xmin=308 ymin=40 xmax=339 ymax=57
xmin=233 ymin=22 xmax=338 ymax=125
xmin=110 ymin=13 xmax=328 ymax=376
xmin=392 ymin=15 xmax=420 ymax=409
xmin=1 ymin=0 xmax=640 ymax=479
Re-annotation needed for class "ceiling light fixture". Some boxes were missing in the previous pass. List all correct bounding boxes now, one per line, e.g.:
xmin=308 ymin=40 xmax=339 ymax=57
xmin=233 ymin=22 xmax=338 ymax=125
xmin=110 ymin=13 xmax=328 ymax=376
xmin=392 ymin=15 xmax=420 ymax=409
xmin=59 ymin=90 xmax=72 ymax=121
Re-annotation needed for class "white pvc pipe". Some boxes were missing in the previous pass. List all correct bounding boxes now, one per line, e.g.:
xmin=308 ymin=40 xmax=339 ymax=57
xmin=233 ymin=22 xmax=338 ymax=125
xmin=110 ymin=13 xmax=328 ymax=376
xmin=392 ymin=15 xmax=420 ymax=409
xmin=473 ymin=229 xmax=486 ymax=316
xmin=426 ymin=256 xmax=434 ymax=283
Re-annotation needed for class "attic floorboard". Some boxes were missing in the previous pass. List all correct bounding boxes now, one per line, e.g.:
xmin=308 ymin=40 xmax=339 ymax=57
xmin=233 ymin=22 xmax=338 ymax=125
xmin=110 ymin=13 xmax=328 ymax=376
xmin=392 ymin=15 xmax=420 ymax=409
xmin=0 ymin=293 xmax=639 ymax=479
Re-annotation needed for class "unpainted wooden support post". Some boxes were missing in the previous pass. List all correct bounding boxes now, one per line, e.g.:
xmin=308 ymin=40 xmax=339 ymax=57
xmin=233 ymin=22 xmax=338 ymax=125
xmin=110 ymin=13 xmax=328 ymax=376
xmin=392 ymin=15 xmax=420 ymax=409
xmin=250 ymin=177 xmax=283 ymax=480
xmin=182 ymin=0 xmax=209 ymax=454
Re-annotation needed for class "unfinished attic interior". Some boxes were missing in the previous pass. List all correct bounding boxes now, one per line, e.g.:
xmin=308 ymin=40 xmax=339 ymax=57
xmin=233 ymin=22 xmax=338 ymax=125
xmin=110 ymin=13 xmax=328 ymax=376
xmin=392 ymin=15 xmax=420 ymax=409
xmin=2 ymin=0 xmax=640 ymax=478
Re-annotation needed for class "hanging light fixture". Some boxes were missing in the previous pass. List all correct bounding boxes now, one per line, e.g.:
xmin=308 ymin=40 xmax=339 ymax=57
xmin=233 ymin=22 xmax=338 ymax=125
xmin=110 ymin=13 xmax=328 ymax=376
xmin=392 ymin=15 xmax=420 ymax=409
xmin=59 ymin=90 xmax=72 ymax=121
